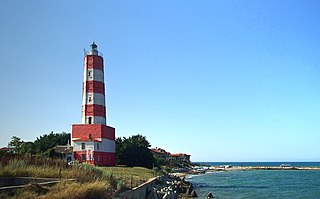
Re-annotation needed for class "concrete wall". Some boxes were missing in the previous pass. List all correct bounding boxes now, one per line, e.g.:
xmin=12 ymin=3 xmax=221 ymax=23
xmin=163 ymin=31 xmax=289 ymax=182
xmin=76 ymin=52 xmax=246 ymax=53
xmin=0 ymin=177 xmax=60 ymax=187
xmin=118 ymin=177 xmax=160 ymax=199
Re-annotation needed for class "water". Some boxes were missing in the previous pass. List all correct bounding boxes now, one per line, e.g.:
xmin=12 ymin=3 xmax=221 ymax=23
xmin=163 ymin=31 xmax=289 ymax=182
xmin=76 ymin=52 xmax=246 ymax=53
xmin=188 ymin=162 xmax=320 ymax=198
xmin=197 ymin=162 xmax=320 ymax=167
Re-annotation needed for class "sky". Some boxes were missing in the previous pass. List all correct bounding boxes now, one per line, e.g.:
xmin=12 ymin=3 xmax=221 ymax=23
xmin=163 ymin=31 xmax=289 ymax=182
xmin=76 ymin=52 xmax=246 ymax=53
xmin=0 ymin=0 xmax=319 ymax=162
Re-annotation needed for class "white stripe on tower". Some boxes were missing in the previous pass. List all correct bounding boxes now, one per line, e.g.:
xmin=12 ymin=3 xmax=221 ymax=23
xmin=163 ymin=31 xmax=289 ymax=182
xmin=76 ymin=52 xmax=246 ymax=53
xmin=81 ymin=42 xmax=106 ymax=125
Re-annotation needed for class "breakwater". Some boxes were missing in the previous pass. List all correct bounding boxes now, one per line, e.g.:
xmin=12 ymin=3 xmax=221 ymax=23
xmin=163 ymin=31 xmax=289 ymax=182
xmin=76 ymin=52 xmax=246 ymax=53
xmin=208 ymin=165 xmax=320 ymax=172
xmin=118 ymin=175 xmax=198 ymax=199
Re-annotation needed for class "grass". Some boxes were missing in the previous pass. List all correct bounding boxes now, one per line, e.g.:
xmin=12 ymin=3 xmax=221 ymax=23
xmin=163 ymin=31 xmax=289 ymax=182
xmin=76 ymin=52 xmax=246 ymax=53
xmin=0 ymin=159 xmax=62 ymax=178
xmin=0 ymin=156 xmax=156 ymax=198
xmin=0 ymin=159 xmax=101 ymax=182
xmin=39 ymin=180 xmax=111 ymax=199
xmin=10 ymin=181 xmax=111 ymax=199
xmin=102 ymin=166 xmax=155 ymax=178
xmin=101 ymin=166 xmax=156 ymax=189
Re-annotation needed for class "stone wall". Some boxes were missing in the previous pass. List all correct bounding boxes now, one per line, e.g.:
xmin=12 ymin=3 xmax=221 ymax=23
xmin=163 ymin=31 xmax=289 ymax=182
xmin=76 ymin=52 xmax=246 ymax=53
xmin=118 ymin=176 xmax=161 ymax=199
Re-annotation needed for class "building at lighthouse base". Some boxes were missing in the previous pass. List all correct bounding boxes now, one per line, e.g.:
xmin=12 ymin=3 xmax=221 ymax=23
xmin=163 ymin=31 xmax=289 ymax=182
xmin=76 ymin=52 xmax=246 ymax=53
xmin=72 ymin=124 xmax=115 ymax=166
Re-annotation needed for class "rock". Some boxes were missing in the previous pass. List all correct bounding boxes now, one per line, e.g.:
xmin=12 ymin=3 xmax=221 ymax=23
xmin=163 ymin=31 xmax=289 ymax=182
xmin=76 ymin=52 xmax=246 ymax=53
xmin=146 ymin=190 xmax=159 ymax=199
xmin=186 ymin=187 xmax=192 ymax=195
xmin=190 ymin=190 xmax=198 ymax=197
xmin=186 ymin=185 xmax=194 ymax=194
xmin=162 ymin=192 xmax=178 ymax=199
xmin=206 ymin=192 xmax=214 ymax=198
xmin=157 ymin=191 xmax=165 ymax=199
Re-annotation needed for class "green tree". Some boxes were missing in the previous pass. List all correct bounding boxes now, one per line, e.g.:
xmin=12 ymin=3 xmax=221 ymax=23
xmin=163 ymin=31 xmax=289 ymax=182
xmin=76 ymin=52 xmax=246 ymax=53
xmin=7 ymin=132 xmax=70 ymax=157
xmin=116 ymin=134 xmax=155 ymax=168
xmin=19 ymin=142 xmax=36 ymax=154
xmin=9 ymin=136 xmax=23 ymax=153
xmin=34 ymin=131 xmax=70 ymax=156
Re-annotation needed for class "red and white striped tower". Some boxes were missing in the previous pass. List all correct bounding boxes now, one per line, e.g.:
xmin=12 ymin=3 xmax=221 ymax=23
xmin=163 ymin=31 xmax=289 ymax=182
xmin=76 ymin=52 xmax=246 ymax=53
xmin=72 ymin=42 xmax=116 ymax=166
xmin=82 ymin=42 xmax=106 ymax=125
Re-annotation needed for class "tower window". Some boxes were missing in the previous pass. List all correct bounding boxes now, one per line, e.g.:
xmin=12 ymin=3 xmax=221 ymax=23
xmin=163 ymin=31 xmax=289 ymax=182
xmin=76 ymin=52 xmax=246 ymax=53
xmin=81 ymin=143 xmax=85 ymax=150
xmin=97 ymin=143 xmax=100 ymax=150
xmin=88 ymin=97 xmax=92 ymax=102
xmin=88 ymin=117 xmax=92 ymax=124
xmin=88 ymin=71 xmax=91 ymax=76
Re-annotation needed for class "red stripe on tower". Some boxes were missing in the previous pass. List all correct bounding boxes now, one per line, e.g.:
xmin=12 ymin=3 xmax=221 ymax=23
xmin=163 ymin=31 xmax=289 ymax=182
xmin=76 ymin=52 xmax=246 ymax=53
xmin=82 ymin=42 xmax=106 ymax=125
xmin=72 ymin=42 xmax=116 ymax=166
xmin=84 ymin=81 xmax=105 ymax=94
xmin=83 ymin=104 xmax=106 ymax=117
xmin=86 ymin=55 xmax=104 ymax=70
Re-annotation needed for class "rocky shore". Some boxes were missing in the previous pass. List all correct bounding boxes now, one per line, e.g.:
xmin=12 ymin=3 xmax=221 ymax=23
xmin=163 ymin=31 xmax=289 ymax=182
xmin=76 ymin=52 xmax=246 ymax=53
xmin=120 ymin=164 xmax=320 ymax=199
xmin=150 ymin=173 xmax=214 ymax=198
xmin=118 ymin=174 xmax=200 ymax=199
xmin=159 ymin=174 xmax=199 ymax=198
xmin=120 ymin=174 xmax=202 ymax=199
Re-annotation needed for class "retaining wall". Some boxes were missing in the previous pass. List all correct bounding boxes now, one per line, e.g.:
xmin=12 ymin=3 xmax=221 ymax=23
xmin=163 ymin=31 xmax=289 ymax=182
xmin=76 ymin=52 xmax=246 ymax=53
xmin=118 ymin=176 xmax=161 ymax=199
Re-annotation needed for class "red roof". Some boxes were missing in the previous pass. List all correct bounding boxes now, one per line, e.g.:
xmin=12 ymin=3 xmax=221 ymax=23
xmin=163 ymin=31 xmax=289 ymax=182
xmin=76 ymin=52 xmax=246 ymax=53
xmin=170 ymin=153 xmax=190 ymax=157
xmin=0 ymin=147 xmax=9 ymax=151
xmin=151 ymin=148 xmax=170 ymax=155
xmin=151 ymin=147 xmax=191 ymax=158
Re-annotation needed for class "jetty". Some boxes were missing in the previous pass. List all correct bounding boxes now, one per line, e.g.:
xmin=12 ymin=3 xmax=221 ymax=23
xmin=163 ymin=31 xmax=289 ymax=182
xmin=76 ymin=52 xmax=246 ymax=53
xmin=190 ymin=165 xmax=320 ymax=174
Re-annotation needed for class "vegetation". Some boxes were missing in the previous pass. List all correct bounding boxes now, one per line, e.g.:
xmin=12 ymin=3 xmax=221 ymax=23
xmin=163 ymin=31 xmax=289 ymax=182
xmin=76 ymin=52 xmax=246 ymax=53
xmin=8 ymin=132 xmax=70 ymax=158
xmin=7 ymin=133 xmax=157 ymax=169
xmin=0 ymin=156 xmax=113 ymax=198
xmin=8 ymin=180 xmax=111 ymax=199
xmin=116 ymin=134 xmax=156 ymax=168
xmin=0 ymin=132 xmax=189 ymax=198
xmin=0 ymin=155 xmax=156 ymax=198
xmin=102 ymin=166 xmax=156 ymax=189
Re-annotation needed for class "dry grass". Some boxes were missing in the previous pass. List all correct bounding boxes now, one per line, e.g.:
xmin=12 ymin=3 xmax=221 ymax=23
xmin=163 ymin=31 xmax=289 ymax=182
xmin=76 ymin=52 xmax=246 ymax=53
xmin=0 ymin=158 xmax=70 ymax=178
xmin=39 ymin=180 xmax=111 ymax=199
xmin=0 ymin=157 xmax=156 ymax=198
xmin=8 ymin=181 xmax=112 ymax=199
xmin=0 ymin=159 xmax=105 ymax=182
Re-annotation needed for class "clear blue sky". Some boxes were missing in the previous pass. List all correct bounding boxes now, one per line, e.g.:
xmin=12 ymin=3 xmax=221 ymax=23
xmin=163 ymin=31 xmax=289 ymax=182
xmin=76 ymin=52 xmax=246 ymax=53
xmin=1 ymin=0 xmax=319 ymax=162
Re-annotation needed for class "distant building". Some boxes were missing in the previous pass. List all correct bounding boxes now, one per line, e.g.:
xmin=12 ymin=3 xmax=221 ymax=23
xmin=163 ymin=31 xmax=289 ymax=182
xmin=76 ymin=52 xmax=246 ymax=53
xmin=71 ymin=43 xmax=116 ymax=166
xmin=150 ymin=148 xmax=170 ymax=159
xmin=54 ymin=145 xmax=73 ymax=162
xmin=170 ymin=153 xmax=191 ymax=163
xmin=151 ymin=147 xmax=191 ymax=163
xmin=0 ymin=147 xmax=10 ymax=152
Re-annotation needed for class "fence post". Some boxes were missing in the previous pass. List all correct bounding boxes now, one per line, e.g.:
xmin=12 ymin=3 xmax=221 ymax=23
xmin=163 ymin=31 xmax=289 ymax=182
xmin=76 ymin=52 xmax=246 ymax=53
xmin=59 ymin=167 xmax=62 ymax=179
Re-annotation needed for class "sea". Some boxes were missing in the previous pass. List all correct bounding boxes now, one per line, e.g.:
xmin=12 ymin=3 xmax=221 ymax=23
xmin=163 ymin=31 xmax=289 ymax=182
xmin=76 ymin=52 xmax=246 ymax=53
xmin=187 ymin=162 xmax=320 ymax=199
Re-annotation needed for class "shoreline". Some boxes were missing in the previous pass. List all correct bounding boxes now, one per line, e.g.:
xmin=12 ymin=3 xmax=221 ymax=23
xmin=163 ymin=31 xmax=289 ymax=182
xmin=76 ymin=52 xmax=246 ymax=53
xmin=176 ymin=165 xmax=320 ymax=177
xmin=181 ymin=166 xmax=320 ymax=198
xmin=163 ymin=165 xmax=320 ymax=198
xmin=206 ymin=166 xmax=320 ymax=172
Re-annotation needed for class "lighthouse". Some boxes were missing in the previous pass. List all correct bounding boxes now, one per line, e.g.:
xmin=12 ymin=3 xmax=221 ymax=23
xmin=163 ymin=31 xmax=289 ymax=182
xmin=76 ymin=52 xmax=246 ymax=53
xmin=71 ymin=42 xmax=116 ymax=166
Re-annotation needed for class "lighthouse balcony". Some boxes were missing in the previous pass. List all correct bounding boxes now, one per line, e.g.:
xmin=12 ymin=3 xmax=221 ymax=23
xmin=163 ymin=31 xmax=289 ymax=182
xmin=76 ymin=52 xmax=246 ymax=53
xmin=84 ymin=50 xmax=103 ymax=57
